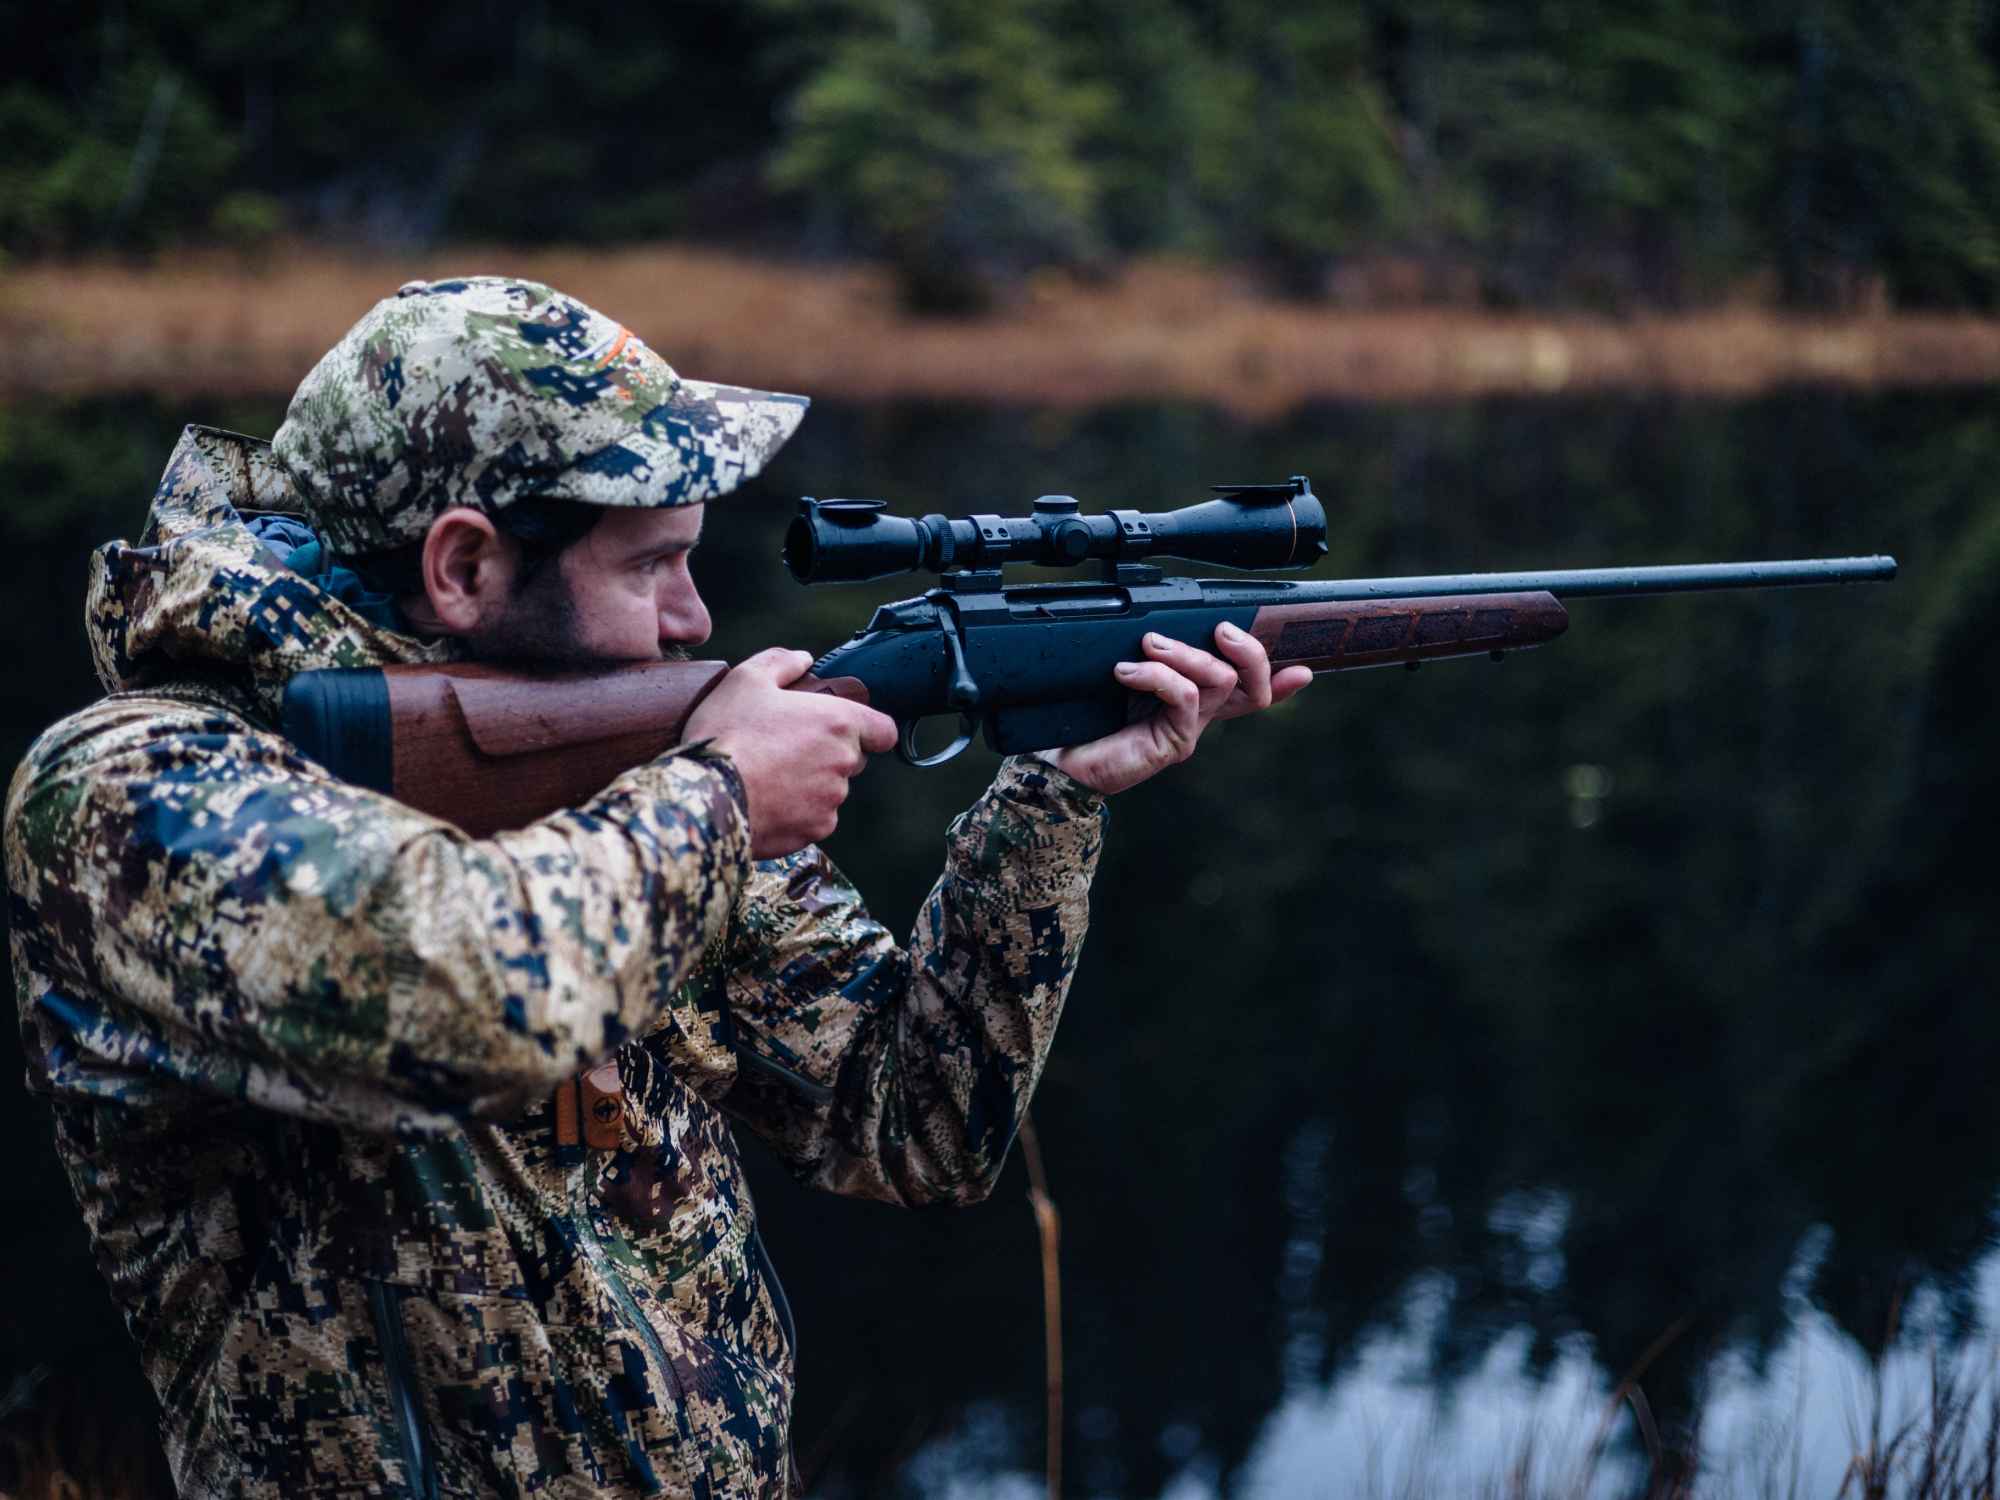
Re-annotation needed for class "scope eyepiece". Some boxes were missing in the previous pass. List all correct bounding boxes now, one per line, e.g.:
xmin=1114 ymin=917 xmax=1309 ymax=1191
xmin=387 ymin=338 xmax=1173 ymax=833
xmin=780 ymin=498 xmax=933 ymax=583
xmin=783 ymin=476 xmax=1328 ymax=584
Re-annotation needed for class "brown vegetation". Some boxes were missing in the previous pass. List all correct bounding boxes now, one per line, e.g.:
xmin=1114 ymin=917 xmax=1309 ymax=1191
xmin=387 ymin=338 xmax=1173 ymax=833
xmin=6 ymin=247 xmax=2000 ymax=414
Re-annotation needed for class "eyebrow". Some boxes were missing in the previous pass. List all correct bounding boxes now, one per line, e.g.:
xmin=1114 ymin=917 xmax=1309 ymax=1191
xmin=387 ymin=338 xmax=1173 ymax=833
xmin=628 ymin=528 xmax=702 ymax=561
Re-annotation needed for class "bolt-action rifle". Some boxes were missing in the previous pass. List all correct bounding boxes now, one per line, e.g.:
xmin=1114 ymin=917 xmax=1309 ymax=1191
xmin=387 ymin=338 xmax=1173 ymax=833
xmin=281 ymin=477 xmax=1896 ymax=836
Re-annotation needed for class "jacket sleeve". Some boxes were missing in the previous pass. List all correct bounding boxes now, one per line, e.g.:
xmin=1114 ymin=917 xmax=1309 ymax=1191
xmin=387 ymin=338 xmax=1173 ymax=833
xmin=5 ymin=692 xmax=751 ymax=1133
xmin=717 ymin=755 xmax=1106 ymax=1207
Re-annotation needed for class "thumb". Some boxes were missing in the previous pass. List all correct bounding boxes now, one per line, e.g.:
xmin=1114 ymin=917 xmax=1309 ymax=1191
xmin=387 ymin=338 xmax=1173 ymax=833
xmin=737 ymin=646 xmax=817 ymax=687
xmin=856 ymin=706 xmax=900 ymax=756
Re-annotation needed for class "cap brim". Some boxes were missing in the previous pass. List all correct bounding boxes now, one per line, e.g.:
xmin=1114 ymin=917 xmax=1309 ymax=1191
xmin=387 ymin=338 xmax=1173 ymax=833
xmin=656 ymin=378 xmax=811 ymax=505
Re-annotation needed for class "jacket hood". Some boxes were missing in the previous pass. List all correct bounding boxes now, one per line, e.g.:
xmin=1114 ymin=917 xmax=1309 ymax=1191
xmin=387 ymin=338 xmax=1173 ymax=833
xmin=87 ymin=425 xmax=456 ymax=720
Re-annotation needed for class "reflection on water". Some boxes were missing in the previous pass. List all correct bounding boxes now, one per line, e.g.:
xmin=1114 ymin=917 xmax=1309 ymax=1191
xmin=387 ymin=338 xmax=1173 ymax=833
xmin=1185 ymin=1244 xmax=2000 ymax=1497
xmin=1235 ymin=1296 xmax=1628 ymax=1498
xmin=875 ymin=1240 xmax=2000 ymax=1497
xmin=1 ymin=391 xmax=1994 ymax=1496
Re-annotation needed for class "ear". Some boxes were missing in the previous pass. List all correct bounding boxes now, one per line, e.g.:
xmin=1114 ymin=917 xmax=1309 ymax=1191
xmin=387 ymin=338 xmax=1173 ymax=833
xmin=416 ymin=508 xmax=515 ymax=635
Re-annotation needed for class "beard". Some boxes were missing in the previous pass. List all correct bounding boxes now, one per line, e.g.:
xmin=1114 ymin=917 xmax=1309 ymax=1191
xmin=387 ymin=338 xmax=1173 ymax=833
xmin=463 ymin=562 xmax=689 ymax=667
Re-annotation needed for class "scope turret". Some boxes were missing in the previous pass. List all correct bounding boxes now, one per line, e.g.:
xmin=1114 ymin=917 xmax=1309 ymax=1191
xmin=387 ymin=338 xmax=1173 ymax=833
xmin=782 ymin=477 xmax=1328 ymax=584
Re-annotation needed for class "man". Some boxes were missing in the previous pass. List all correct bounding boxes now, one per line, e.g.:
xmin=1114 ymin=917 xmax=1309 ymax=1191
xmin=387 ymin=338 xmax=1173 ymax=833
xmin=6 ymin=277 xmax=1307 ymax=1497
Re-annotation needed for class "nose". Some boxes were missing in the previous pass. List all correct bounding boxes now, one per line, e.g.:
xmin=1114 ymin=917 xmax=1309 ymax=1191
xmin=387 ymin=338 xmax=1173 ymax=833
xmin=659 ymin=575 xmax=712 ymax=647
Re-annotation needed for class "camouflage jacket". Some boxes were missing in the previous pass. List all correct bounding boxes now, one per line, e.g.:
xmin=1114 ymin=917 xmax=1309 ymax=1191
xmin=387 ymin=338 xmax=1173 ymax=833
xmin=5 ymin=427 xmax=1106 ymax=1498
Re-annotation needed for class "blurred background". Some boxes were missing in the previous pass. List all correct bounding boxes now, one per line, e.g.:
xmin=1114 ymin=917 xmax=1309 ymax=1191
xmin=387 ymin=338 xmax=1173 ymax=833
xmin=2 ymin=2 xmax=1997 ymax=1495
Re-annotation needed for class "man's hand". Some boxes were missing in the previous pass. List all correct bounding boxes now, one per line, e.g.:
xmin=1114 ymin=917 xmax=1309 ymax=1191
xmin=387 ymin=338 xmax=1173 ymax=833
xmin=1038 ymin=623 xmax=1312 ymax=796
xmin=684 ymin=648 xmax=899 ymax=859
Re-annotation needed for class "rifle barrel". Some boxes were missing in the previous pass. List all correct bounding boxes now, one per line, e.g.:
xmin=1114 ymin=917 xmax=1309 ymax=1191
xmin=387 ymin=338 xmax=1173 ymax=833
xmin=1281 ymin=555 xmax=1896 ymax=604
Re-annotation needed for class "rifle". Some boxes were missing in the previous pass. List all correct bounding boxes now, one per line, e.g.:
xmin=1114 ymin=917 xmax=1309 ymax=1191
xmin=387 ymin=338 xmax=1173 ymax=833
xmin=281 ymin=477 xmax=1896 ymax=836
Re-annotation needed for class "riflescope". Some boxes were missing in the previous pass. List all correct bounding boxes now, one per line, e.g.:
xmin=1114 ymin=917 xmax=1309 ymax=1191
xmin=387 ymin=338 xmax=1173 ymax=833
xmin=782 ymin=476 xmax=1329 ymax=584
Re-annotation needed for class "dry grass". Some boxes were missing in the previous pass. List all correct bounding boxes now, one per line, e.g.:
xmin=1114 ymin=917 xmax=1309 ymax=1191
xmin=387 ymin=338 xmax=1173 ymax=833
xmin=7 ymin=246 xmax=2000 ymax=413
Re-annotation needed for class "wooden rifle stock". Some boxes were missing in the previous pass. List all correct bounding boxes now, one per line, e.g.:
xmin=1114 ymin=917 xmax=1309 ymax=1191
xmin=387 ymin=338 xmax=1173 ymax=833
xmin=1247 ymin=590 xmax=1570 ymax=673
xmin=282 ymin=660 xmax=868 ymax=838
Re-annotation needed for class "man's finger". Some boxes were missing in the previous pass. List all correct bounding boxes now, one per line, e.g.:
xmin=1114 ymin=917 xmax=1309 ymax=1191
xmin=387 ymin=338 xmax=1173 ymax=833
xmin=1144 ymin=661 xmax=1207 ymax=761
xmin=1141 ymin=632 xmax=1238 ymax=695
xmin=853 ymin=706 xmax=900 ymax=756
xmin=1115 ymin=659 xmax=1202 ymax=717
xmin=742 ymin=646 xmax=817 ymax=685
xmin=1214 ymin=622 xmax=1273 ymax=710
xmin=1269 ymin=665 xmax=1314 ymax=703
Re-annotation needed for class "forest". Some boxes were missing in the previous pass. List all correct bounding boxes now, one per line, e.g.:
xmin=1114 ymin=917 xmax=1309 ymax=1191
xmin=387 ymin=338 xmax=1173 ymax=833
xmin=6 ymin=0 xmax=2000 ymax=312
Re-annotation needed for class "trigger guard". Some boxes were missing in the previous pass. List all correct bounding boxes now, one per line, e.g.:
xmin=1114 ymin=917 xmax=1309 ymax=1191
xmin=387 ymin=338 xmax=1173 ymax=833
xmin=898 ymin=714 xmax=977 ymax=768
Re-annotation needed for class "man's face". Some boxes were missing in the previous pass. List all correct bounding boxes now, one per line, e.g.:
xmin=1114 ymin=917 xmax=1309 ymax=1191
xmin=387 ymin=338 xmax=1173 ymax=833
xmin=470 ymin=504 xmax=712 ymax=665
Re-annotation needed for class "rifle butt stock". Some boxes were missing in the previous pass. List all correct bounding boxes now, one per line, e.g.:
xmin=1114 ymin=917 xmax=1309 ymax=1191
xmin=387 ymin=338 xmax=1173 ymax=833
xmin=282 ymin=660 xmax=869 ymax=837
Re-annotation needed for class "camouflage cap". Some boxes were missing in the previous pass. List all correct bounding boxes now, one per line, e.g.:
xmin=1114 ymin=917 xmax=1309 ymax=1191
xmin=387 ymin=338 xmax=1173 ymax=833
xmin=270 ymin=276 xmax=810 ymax=556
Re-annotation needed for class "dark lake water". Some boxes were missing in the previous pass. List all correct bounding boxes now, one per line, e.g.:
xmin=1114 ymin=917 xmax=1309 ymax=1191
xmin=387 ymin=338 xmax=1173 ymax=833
xmin=1 ymin=390 xmax=1993 ymax=1496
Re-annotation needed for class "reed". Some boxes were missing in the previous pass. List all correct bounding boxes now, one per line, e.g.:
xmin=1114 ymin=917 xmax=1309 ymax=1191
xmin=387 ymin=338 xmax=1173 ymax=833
xmin=8 ymin=248 xmax=2000 ymax=413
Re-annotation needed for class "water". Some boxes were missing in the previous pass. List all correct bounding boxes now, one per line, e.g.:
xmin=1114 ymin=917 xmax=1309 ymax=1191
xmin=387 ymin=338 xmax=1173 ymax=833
xmin=1 ymin=390 xmax=1992 ymax=1496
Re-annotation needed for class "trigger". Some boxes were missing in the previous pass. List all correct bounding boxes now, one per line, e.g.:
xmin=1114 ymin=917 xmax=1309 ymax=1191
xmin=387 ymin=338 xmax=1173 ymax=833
xmin=898 ymin=714 xmax=977 ymax=768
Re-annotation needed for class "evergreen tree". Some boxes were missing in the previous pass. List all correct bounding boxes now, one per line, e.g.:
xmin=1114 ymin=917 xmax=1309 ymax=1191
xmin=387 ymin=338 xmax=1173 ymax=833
xmin=1771 ymin=0 xmax=2000 ymax=307
xmin=1395 ymin=0 xmax=1769 ymax=306
xmin=1060 ymin=0 xmax=1240 ymax=256
xmin=763 ymin=0 xmax=1110 ymax=310
xmin=1201 ymin=0 xmax=1412 ymax=294
xmin=0 ymin=1 xmax=244 ymax=253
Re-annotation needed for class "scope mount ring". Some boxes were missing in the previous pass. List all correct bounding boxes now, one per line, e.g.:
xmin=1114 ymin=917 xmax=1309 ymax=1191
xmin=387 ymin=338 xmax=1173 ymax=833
xmin=898 ymin=713 xmax=978 ymax=768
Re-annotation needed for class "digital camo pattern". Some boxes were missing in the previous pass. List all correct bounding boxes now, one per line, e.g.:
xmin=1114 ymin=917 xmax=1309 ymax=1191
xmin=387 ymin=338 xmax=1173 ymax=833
xmin=86 ymin=424 xmax=462 ymax=721
xmin=271 ymin=277 xmax=811 ymax=557
xmin=7 ymin=426 xmax=1107 ymax=1496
